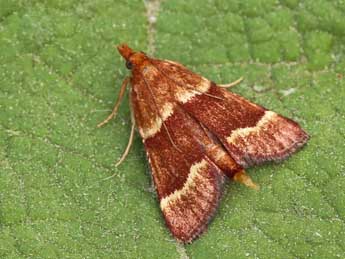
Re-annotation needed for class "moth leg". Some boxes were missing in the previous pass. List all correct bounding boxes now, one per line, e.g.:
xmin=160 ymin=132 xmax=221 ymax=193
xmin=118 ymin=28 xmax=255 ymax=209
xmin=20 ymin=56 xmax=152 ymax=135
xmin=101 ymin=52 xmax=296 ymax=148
xmin=218 ymin=77 xmax=244 ymax=88
xmin=97 ymin=77 xmax=130 ymax=128
xmin=115 ymin=120 xmax=135 ymax=167
xmin=233 ymin=170 xmax=259 ymax=190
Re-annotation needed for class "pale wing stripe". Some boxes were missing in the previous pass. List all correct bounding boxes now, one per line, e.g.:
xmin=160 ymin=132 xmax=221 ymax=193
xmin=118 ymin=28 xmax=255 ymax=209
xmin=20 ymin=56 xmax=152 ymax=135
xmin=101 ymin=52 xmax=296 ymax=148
xmin=139 ymin=102 xmax=174 ymax=139
xmin=227 ymin=111 xmax=277 ymax=144
xmin=139 ymin=79 xmax=210 ymax=139
xmin=175 ymin=78 xmax=211 ymax=104
xmin=160 ymin=159 xmax=208 ymax=210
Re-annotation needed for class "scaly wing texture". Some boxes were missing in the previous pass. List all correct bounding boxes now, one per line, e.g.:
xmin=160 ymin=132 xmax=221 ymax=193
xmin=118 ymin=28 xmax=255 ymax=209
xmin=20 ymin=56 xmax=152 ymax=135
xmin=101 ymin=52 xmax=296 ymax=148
xmin=152 ymin=59 xmax=309 ymax=168
xmin=130 ymin=68 xmax=227 ymax=243
xmin=130 ymin=56 xmax=308 ymax=242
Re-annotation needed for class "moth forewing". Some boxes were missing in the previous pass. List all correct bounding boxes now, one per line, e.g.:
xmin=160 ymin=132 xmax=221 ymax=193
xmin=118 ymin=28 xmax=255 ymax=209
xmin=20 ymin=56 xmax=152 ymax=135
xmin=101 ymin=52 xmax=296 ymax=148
xmin=98 ymin=44 xmax=309 ymax=243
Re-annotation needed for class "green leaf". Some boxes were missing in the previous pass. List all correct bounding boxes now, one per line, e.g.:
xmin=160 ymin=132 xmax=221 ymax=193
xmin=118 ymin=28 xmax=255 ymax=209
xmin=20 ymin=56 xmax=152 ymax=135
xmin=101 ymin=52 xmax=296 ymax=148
xmin=1 ymin=0 xmax=344 ymax=258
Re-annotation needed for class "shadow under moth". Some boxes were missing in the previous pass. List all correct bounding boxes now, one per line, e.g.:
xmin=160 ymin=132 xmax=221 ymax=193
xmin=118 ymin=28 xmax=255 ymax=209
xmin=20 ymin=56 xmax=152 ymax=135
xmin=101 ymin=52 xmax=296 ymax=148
xmin=98 ymin=44 xmax=309 ymax=243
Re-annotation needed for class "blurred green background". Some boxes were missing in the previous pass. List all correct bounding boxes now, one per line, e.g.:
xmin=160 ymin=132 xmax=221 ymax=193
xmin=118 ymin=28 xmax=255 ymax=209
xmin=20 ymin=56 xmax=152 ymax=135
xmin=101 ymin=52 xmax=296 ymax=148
xmin=0 ymin=0 xmax=344 ymax=258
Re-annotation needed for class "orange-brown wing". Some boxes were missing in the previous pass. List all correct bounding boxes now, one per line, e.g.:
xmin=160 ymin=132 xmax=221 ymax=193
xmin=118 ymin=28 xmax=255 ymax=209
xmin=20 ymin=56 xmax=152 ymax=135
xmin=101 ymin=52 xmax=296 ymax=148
xmin=130 ymin=69 xmax=226 ymax=243
xmin=151 ymin=59 xmax=309 ymax=168
xmin=144 ymin=108 xmax=225 ymax=243
xmin=118 ymin=45 xmax=307 ymax=243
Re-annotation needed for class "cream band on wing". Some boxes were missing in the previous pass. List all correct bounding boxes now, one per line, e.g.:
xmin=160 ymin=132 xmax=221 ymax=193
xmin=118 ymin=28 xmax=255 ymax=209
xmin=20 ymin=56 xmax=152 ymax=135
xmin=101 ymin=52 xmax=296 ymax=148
xmin=160 ymin=159 xmax=208 ymax=210
xmin=175 ymin=78 xmax=211 ymax=104
xmin=139 ymin=102 xmax=174 ymax=140
xmin=227 ymin=111 xmax=277 ymax=144
xmin=139 ymin=79 xmax=210 ymax=140
xmin=163 ymin=60 xmax=181 ymax=66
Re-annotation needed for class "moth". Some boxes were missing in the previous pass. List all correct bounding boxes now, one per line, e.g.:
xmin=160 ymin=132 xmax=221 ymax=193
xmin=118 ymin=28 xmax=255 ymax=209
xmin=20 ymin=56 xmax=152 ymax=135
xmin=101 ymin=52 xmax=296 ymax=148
xmin=98 ymin=44 xmax=309 ymax=243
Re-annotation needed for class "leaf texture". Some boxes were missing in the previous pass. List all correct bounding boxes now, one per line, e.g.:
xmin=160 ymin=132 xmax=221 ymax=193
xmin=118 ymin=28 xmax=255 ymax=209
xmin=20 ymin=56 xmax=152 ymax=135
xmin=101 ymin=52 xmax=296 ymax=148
xmin=0 ymin=0 xmax=344 ymax=258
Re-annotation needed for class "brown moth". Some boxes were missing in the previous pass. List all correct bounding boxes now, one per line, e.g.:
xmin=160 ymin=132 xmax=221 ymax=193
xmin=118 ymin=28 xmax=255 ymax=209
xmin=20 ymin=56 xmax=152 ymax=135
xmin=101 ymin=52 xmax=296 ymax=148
xmin=98 ymin=44 xmax=309 ymax=243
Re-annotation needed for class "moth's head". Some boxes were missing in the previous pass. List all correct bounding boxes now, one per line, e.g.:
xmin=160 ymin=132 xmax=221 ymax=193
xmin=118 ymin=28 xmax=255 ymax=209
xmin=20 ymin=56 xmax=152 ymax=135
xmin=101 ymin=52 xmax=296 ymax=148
xmin=117 ymin=43 xmax=147 ymax=70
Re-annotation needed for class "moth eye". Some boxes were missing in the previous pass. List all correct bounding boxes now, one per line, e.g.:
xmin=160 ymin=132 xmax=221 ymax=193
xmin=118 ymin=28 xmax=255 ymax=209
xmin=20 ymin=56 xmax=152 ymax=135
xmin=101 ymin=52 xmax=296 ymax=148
xmin=126 ymin=60 xmax=133 ymax=70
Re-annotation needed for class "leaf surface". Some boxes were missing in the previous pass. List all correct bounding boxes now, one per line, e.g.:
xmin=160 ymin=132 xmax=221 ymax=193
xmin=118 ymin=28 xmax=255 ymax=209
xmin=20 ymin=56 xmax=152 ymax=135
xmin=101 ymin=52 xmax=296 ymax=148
xmin=1 ymin=0 xmax=344 ymax=258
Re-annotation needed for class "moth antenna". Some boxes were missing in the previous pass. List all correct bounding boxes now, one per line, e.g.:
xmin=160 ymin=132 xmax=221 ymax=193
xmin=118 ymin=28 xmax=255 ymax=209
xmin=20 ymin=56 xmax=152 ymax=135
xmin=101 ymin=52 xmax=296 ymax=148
xmin=115 ymin=120 xmax=136 ymax=167
xmin=218 ymin=77 xmax=244 ymax=88
xmin=141 ymin=74 xmax=182 ymax=153
xmin=200 ymin=91 xmax=224 ymax=101
xmin=99 ymin=173 xmax=117 ymax=182
xmin=161 ymin=119 xmax=183 ymax=153
xmin=97 ymin=77 xmax=130 ymax=128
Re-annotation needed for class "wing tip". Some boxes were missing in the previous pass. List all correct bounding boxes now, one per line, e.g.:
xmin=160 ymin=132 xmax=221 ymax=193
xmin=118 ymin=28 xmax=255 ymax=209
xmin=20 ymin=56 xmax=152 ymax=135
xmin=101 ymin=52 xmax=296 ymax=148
xmin=179 ymin=173 xmax=225 ymax=244
xmin=226 ymin=111 xmax=309 ymax=168
xmin=161 ymin=157 xmax=225 ymax=243
xmin=239 ymin=125 xmax=309 ymax=168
